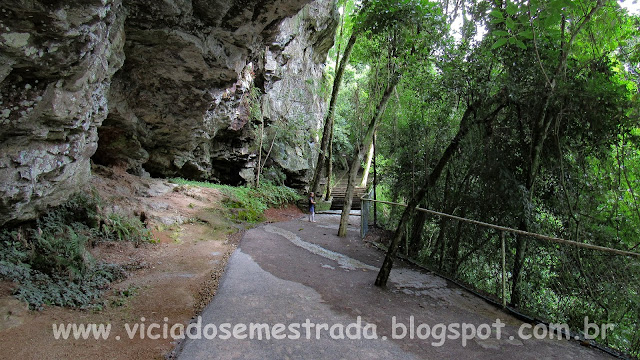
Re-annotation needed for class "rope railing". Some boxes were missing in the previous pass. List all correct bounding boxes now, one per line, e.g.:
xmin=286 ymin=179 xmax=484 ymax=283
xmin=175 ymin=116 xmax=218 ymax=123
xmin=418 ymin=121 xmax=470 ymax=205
xmin=361 ymin=197 xmax=640 ymax=258
xmin=360 ymin=195 xmax=640 ymax=357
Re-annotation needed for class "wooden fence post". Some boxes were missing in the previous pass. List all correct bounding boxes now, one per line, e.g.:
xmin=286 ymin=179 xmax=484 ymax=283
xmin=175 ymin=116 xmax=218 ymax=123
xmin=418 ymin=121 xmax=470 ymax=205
xmin=501 ymin=231 xmax=507 ymax=308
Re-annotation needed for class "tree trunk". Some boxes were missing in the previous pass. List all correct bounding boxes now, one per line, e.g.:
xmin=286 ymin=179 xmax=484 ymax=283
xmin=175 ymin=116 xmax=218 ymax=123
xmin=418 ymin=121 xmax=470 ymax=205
xmin=360 ymin=135 xmax=375 ymax=187
xmin=409 ymin=209 xmax=427 ymax=257
xmin=508 ymin=3 xmax=603 ymax=305
xmin=511 ymin=96 xmax=553 ymax=307
xmin=375 ymin=91 xmax=507 ymax=287
xmin=311 ymin=32 xmax=358 ymax=194
xmin=375 ymin=187 xmax=427 ymax=284
xmin=338 ymin=74 xmax=400 ymax=237
xmin=447 ymin=211 xmax=464 ymax=276
xmin=510 ymin=221 xmax=528 ymax=307
xmin=255 ymin=120 xmax=264 ymax=188
xmin=337 ymin=159 xmax=360 ymax=237
xmin=434 ymin=215 xmax=447 ymax=270
xmin=324 ymin=118 xmax=334 ymax=200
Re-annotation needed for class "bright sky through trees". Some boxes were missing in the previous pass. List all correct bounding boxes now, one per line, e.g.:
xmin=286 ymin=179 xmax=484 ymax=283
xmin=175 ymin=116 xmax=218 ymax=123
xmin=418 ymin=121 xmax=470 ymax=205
xmin=619 ymin=0 xmax=639 ymax=14
xmin=450 ymin=0 xmax=639 ymax=43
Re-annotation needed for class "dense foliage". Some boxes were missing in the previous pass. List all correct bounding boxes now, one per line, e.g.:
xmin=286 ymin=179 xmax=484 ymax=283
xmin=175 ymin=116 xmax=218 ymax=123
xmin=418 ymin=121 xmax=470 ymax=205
xmin=325 ymin=0 xmax=640 ymax=355
xmin=0 ymin=192 xmax=147 ymax=309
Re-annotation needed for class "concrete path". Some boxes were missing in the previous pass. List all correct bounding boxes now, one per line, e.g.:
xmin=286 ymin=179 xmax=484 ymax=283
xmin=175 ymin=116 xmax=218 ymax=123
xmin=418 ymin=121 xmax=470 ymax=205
xmin=177 ymin=213 xmax=612 ymax=359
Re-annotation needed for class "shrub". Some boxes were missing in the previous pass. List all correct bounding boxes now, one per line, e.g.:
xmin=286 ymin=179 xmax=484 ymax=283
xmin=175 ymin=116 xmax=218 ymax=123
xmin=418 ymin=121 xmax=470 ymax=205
xmin=29 ymin=223 xmax=93 ymax=279
xmin=101 ymin=213 xmax=152 ymax=245
xmin=0 ymin=191 xmax=151 ymax=309
xmin=169 ymin=178 xmax=301 ymax=223
xmin=11 ymin=263 xmax=126 ymax=310
xmin=0 ymin=230 xmax=127 ymax=310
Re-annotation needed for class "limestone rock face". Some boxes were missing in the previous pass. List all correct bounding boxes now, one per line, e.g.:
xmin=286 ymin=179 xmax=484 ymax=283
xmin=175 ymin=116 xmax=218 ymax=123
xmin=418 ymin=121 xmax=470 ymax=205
xmin=95 ymin=0 xmax=337 ymax=186
xmin=261 ymin=0 xmax=338 ymax=187
xmin=0 ymin=0 xmax=337 ymax=225
xmin=0 ymin=0 xmax=126 ymax=225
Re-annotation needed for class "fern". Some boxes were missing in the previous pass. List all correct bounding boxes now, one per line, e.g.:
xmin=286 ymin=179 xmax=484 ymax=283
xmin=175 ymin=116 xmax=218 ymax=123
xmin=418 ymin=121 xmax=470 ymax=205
xmin=102 ymin=213 xmax=152 ymax=245
xmin=0 ymin=191 xmax=150 ymax=310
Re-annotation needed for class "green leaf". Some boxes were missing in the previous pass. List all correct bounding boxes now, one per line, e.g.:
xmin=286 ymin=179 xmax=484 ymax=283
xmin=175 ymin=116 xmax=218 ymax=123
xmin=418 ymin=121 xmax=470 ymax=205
xmin=489 ymin=9 xmax=504 ymax=19
xmin=517 ymin=13 xmax=530 ymax=25
xmin=492 ymin=38 xmax=509 ymax=49
xmin=548 ymin=0 xmax=566 ymax=11
xmin=515 ymin=39 xmax=527 ymax=50
xmin=544 ymin=12 xmax=562 ymax=27
xmin=559 ymin=0 xmax=573 ymax=9
xmin=505 ymin=17 xmax=516 ymax=30
xmin=494 ymin=30 xmax=509 ymax=37
xmin=518 ymin=30 xmax=534 ymax=39
xmin=506 ymin=3 xmax=518 ymax=16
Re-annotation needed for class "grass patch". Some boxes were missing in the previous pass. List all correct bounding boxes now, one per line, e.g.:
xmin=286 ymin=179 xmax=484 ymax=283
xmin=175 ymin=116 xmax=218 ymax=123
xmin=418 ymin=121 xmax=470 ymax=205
xmin=109 ymin=284 xmax=139 ymax=308
xmin=0 ymin=191 xmax=153 ymax=310
xmin=169 ymin=179 xmax=301 ymax=223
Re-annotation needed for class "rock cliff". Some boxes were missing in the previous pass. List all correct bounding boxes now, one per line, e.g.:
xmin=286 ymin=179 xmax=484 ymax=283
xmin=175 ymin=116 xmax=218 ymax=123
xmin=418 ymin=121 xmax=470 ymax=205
xmin=0 ymin=0 xmax=337 ymax=225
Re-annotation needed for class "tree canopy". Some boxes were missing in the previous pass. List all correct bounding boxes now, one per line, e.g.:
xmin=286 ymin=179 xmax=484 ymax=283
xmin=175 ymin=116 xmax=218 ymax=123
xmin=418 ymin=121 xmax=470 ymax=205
xmin=319 ymin=0 xmax=640 ymax=355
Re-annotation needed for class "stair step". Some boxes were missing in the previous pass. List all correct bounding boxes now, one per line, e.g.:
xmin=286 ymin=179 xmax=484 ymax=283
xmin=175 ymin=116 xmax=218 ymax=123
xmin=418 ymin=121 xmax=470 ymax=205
xmin=323 ymin=172 xmax=370 ymax=210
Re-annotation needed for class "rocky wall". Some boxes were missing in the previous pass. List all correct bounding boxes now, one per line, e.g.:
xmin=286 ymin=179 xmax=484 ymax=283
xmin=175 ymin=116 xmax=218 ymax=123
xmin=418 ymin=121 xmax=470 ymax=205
xmin=261 ymin=0 xmax=338 ymax=187
xmin=95 ymin=0 xmax=337 ymax=186
xmin=0 ymin=0 xmax=337 ymax=226
xmin=0 ymin=0 xmax=125 ymax=225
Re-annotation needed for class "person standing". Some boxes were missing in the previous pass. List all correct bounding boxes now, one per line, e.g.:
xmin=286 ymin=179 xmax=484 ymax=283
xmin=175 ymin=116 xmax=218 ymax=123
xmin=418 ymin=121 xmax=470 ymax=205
xmin=308 ymin=192 xmax=316 ymax=222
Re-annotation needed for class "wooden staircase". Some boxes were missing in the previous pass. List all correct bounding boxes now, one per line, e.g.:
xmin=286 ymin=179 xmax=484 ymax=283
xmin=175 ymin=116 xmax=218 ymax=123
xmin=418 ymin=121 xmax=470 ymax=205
xmin=324 ymin=172 xmax=369 ymax=210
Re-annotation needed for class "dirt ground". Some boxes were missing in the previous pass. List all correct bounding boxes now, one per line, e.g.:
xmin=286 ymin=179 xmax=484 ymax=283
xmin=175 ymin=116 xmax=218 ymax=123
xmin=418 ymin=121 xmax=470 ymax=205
xmin=0 ymin=167 xmax=303 ymax=360
xmin=264 ymin=204 xmax=305 ymax=223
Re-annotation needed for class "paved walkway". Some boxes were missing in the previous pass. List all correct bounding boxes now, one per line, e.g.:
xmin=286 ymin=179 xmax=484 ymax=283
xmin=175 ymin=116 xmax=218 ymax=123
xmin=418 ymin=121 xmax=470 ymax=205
xmin=177 ymin=213 xmax=611 ymax=359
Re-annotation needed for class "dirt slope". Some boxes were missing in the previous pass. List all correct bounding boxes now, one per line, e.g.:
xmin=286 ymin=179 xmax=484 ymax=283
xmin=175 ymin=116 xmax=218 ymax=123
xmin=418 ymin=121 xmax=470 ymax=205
xmin=0 ymin=167 xmax=302 ymax=360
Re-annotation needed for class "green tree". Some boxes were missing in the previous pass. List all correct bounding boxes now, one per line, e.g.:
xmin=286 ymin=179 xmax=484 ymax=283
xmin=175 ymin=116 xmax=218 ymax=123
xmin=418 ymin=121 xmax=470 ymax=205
xmin=334 ymin=0 xmax=449 ymax=236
